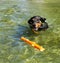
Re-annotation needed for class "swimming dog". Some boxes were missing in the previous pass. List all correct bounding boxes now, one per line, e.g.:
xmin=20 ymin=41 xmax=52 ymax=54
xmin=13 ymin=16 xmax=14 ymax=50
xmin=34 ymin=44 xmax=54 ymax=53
xmin=28 ymin=16 xmax=48 ymax=33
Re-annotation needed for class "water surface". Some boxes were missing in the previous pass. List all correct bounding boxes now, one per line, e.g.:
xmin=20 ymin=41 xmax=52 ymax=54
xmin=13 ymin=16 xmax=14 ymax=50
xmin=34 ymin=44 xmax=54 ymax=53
xmin=0 ymin=0 xmax=60 ymax=63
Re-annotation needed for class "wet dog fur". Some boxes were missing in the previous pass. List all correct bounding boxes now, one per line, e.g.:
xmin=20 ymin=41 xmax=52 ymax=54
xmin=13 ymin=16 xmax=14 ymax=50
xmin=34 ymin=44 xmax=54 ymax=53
xmin=28 ymin=16 xmax=49 ymax=31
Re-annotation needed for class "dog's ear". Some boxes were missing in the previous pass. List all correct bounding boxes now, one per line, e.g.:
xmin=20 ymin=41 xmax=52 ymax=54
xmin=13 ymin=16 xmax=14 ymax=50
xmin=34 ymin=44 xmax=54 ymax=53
xmin=28 ymin=18 xmax=34 ymax=24
xmin=28 ymin=16 xmax=36 ymax=24
xmin=44 ymin=18 xmax=46 ymax=21
xmin=28 ymin=19 xmax=32 ymax=24
xmin=40 ymin=18 xmax=46 ymax=23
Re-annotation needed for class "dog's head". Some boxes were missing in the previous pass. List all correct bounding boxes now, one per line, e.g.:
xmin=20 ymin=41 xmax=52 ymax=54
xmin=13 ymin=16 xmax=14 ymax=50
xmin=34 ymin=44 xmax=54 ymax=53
xmin=28 ymin=16 xmax=47 ymax=31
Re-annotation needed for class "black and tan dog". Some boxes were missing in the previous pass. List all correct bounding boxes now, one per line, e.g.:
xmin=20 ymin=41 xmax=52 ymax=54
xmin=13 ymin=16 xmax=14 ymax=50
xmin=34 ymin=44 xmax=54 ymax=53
xmin=28 ymin=16 xmax=49 ymax=33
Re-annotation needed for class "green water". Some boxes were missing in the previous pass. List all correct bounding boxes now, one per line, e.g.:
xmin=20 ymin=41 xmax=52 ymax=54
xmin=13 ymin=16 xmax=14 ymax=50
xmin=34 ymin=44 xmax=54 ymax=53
xmin=0 ymin=0 xmax=60 ymax=63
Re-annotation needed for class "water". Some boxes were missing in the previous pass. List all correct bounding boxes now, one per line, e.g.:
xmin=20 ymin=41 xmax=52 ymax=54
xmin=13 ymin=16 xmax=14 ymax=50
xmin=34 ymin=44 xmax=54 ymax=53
xmin=0 ymin=0 xmax=60 ymax=63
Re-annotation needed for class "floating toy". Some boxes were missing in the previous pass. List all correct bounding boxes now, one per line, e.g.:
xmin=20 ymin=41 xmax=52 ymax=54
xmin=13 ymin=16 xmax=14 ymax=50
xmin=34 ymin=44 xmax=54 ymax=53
xmin=20 ymin=37 xmax=45 ymax=51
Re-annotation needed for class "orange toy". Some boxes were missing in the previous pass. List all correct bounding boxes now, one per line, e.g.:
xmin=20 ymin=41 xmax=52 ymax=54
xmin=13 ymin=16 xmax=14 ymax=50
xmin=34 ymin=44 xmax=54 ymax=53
xmin=20 ymin=37 xmax=45 ymax=51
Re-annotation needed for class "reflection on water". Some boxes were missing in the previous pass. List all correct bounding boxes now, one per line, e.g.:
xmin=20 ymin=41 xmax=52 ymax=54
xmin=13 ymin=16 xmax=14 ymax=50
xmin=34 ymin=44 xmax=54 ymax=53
xmin=0 ymin=0 xmax=60 ymax=63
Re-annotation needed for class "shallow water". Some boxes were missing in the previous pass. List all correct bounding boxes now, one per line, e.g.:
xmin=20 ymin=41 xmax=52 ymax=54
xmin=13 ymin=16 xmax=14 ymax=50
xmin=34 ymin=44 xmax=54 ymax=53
xmin=0 ymin=0 xmax=60 ymax=63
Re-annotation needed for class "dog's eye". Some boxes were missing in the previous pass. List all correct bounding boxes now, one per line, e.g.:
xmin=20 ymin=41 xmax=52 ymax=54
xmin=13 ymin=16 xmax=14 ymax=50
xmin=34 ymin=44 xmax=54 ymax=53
xmin=37 ymin=19 xmax=40 ymax=21
xmin=37 ymin=19 xmax=39 ymax=21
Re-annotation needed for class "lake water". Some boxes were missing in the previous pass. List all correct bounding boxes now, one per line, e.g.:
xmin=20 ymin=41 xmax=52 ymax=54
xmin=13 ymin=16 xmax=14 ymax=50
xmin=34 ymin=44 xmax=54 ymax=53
xmin=0 ymin=0 xmax=60 ymax=63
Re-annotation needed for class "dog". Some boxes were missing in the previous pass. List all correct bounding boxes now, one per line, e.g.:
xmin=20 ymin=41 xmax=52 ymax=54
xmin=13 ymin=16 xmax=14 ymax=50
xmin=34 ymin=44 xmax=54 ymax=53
xmin=28 ymin=16 xmax=49 ymax=33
